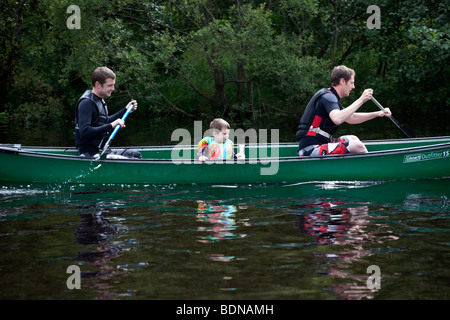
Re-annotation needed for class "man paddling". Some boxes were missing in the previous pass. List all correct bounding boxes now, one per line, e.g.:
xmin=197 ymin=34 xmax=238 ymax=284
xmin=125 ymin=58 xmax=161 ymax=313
xmin=75 ymin=66 xmax=141 ymax=159
xmin=296 ymin=65 xmax=392 ymax=156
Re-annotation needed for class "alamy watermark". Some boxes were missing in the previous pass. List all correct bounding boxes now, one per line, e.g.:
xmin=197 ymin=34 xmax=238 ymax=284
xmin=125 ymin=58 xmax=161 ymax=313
xmin=67 ymin=5 xmax=380 ymax=31
xmin=66 ymin=5 xmax=81 ymax=29
xmin=66 ymin=263 xmax=381 ymax=292
xmin=366 ymin=265 xmax=381 ymax=290
xmin=367 ymin=5 xmax=381 ymax=29
xmin=171 ymin=121 xmax=280 ymax=176
xmin=66 ymin=265 xmax=81 ymax=289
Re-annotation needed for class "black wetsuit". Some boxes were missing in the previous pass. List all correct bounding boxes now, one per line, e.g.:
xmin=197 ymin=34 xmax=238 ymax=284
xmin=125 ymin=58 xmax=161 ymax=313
xmin=75 ymin=91 xmax=126 ymax=156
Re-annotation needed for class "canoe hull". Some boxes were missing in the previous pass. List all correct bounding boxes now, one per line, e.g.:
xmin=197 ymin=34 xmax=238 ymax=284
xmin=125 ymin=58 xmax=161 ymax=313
xmin=1 ymin=137 xmax=449 ymax=184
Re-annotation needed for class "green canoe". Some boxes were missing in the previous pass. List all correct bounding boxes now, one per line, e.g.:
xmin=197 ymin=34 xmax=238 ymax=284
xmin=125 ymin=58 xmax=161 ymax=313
xmin=0 ymin=136 xmax=449 ymax=184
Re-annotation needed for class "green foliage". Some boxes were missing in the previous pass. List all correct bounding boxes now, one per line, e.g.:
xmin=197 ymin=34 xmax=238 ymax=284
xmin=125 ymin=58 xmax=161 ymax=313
xmin=1 ymin=0 xmax=449 ymax=136
xmin=9 ymin=67 xmax=64 ymax=123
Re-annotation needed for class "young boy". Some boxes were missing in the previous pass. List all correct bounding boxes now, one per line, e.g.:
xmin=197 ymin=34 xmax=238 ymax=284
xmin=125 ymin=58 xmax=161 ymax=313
xmin=197 ymin=118 xmax=245 ymax=162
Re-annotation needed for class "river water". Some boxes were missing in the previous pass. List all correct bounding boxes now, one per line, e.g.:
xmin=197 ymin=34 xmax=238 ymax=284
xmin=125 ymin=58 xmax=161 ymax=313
xmin=0 ymin=178 xmax=449 ymax=300
xmin=1 ymin=119 xmax=449 ymax=302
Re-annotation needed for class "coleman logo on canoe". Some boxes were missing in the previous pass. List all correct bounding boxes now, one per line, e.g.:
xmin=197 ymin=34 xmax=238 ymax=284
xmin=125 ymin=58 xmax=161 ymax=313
xmin=404 ymin=150 xmax=450 ymax=163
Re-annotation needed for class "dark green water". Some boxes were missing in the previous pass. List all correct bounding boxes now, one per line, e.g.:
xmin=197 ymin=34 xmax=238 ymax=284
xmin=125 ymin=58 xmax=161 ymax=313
xmin=0 ymin=179 xmax=449 ymax=300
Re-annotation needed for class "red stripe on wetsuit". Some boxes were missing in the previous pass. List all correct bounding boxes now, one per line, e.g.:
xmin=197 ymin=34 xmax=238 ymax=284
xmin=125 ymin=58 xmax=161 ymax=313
xmin=307 ymin=116 xmax=322 ymax=136
xmin=306 ymin=90 xmax=333 ymax=137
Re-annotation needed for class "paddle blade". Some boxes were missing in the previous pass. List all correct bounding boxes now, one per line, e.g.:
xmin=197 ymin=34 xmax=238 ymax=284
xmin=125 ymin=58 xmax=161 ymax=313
xmin=399 ymin=124 xmax=416 ymax=138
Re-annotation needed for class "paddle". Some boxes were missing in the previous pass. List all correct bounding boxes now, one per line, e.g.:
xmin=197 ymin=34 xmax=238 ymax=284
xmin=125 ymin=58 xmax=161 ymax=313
xmin=371 ymin=96 xmax=415 ymax=138
xmin=99 ymin=101 xmax=135 ymax=159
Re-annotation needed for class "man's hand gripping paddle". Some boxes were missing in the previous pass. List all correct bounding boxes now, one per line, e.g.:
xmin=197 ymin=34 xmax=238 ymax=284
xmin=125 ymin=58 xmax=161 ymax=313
xmin=371 ymin=96 xmax=415 ymax=138
xmin=99 ymin=101 xmax=135 ymax=160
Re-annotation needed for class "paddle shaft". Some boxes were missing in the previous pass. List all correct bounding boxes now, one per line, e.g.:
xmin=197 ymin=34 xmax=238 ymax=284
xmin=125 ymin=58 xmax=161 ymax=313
xmin=371 ymin=96 xmax=413 ymax=138
xmin=100 ymin=102 xmax=134 ymax=157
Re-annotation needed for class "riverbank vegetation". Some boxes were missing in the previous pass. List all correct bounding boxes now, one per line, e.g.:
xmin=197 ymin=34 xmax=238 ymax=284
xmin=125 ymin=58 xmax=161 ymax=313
xmin=1 ymin=0 xmax=448 ymax=141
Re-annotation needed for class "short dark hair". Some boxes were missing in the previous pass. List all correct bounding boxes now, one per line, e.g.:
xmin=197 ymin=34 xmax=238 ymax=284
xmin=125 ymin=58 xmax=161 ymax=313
xmin=331 ymin=65 xmax=355 ymax=86
xmin=91 ymin=66 xmax=116 ymax=86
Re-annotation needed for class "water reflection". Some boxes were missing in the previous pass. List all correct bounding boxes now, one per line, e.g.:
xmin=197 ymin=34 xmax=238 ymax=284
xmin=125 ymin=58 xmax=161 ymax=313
xmin=196 ymin=200 xmax=238 ymax=243
xmin=1 ymin=180 xmax=449 ymax=300
xmin=196 ymin=200 xmax=247 ymax=263
xmin=296 ymin=200 xmax=392 ymax=299
xmin=296 ymin=201 xmax=352 ymax=245
xmin=75 ymin=210 xmax=127 ymax=248
xmin=403 ymin=193 xmax=449 ymax=213
xmin=73 ymin=205 xmax=137 ymax=299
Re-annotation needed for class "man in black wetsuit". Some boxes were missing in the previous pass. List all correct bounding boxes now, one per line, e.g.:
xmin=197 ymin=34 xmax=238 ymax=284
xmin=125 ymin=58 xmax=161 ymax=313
xmin=75 ymin=66 xmax=141 ymax=159
xmin=296 ymin=65 xmax=392 ymax=156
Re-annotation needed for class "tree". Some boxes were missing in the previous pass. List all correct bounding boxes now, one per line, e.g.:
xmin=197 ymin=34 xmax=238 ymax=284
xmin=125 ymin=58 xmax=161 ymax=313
xmin=1 ymin=0 xmax=448 ymax=139
xmin=125 ymin=0 xmax=328 ymax=124
xmin=0 ymin=0 xmax=36 ymax=112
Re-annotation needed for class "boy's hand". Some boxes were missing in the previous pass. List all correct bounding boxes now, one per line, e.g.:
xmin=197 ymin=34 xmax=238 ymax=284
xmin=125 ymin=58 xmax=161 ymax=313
xmin=236 ymin=153 xmax=245 ymax=160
